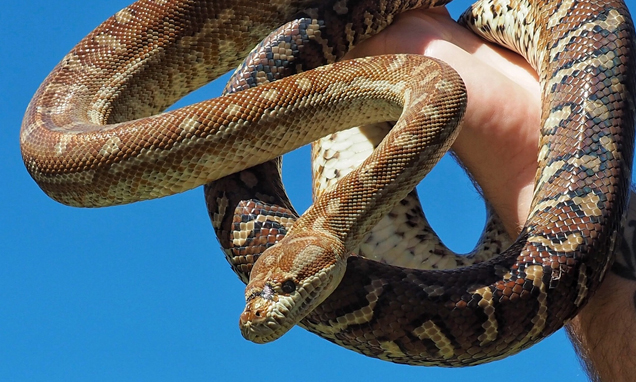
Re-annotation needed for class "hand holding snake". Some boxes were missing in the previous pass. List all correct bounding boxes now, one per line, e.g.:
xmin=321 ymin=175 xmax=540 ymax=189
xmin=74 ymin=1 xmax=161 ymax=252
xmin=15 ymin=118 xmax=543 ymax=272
xmin=21 ymin=0 xmax=635 ymax=367
xmin=343 ymin=6 xmax=542 ymax=239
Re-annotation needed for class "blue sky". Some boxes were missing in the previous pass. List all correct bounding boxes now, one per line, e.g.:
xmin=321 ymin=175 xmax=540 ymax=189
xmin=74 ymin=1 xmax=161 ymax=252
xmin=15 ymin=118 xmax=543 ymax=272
xmin=3 ymin=0 xmax=634 ymax=381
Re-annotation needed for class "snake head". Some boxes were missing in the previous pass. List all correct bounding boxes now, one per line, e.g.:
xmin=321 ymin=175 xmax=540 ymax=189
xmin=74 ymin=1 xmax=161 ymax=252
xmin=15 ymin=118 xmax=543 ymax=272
xmin=239 ymin=230 xmax=347 ymax=343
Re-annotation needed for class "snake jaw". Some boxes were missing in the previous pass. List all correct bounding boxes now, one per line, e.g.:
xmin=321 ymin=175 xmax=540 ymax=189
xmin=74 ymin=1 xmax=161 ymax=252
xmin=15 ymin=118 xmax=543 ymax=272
xmin=239 ymin=288 xmax=295 ymax=343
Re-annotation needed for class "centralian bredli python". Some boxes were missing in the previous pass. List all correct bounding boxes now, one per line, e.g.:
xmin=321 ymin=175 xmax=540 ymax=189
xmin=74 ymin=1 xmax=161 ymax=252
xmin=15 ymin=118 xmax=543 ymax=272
xmin=21 ymin=0 xmax=636 ymax=367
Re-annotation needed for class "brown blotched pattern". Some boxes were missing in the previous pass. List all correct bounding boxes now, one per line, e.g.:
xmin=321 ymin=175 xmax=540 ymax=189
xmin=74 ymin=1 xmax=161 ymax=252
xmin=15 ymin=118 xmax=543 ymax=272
xmin=22 ymin=0 xmax=636 ymax=367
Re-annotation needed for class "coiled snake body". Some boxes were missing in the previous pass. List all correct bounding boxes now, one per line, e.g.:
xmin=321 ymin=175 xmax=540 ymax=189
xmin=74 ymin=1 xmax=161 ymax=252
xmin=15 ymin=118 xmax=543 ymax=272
xmin=21 ymin=0 xmax=635 ymax=366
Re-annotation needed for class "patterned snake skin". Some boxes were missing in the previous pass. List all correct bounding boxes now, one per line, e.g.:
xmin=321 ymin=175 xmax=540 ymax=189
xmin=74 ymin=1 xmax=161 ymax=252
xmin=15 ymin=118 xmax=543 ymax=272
xmin=21 ymin=0 xmax=635 ymax=367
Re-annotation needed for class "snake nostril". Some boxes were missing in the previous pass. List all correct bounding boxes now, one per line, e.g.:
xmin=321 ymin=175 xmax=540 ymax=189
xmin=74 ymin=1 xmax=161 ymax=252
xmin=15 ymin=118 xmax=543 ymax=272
xmin=240 ymin=310 xmax=256 ymax=324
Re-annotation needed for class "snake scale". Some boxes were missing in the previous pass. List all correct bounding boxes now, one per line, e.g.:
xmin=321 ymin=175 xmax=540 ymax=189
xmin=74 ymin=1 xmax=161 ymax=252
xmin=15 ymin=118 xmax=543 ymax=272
xmin=21 ymin=0 xmax=635 ymax=367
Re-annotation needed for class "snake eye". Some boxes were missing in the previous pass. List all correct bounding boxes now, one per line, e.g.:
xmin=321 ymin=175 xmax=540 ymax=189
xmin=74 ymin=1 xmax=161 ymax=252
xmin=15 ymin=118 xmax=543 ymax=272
xmin=281 ymin=280 xmax=296 ymax=294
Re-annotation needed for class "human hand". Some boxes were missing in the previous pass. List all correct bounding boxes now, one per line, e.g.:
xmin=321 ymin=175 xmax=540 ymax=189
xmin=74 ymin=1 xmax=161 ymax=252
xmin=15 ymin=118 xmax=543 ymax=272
xmin=344 ymin=6 xmax=540 ymax=237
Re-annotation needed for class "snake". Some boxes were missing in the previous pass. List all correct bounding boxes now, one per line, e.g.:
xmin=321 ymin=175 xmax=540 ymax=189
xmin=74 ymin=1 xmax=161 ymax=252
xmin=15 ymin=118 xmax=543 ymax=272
xmin=20 ymin=0 xmax=635 ymax=368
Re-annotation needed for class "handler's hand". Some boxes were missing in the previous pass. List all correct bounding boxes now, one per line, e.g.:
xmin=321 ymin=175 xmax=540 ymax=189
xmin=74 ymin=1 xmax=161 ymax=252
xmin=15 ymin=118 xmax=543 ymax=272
xmin=345 ymin=6 xmax=540 ymax=238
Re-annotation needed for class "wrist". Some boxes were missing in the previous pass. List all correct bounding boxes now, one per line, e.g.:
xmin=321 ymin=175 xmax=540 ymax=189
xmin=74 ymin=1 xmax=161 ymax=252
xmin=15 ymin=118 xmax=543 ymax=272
xmin=566 ymin=190 xmax=636 ymax=381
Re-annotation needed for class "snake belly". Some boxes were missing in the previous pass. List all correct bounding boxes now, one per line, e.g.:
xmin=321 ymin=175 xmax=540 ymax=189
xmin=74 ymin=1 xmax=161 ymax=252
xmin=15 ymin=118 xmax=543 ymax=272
xmin=21 ymin=0 xmax=636 ymax=367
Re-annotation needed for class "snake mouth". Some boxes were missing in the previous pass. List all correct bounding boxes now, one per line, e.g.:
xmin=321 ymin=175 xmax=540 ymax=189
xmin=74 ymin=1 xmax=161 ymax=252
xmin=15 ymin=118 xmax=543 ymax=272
xmin=239 ymin=293 xmax=296 ymax=343
xmin=240 ymin=273 xmax=337 ymax=343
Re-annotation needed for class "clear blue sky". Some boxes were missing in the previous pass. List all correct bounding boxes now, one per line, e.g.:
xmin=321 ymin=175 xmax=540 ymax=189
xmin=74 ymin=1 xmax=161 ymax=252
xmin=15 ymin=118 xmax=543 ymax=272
xmin=2 ymin=0 xmax=634 ymax=381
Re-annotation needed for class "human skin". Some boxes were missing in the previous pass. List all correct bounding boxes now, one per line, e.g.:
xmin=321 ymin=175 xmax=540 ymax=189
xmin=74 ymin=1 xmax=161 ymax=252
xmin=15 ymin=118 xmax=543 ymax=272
xmin=344 ymin=7 xmax=636 ymax=381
